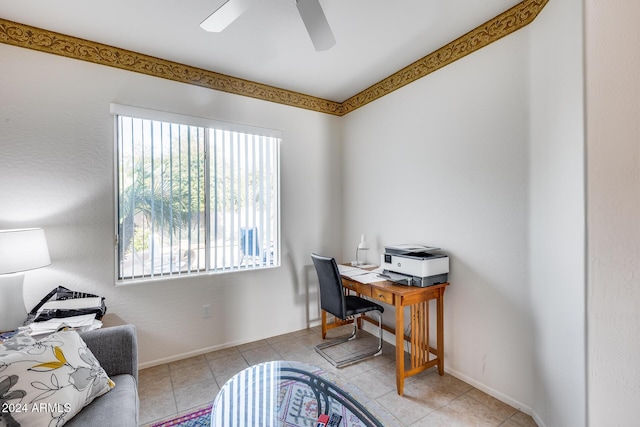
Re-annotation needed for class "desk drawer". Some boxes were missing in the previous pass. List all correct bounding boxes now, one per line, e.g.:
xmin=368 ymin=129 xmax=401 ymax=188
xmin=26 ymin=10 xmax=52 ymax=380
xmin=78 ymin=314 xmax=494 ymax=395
xmin=371 ymin=288 xmax=394 ymax=305
xmin=343 ymin=280 xmax=371 ymax=297
xmin=343 ymin=279 xmax=356 ymax=291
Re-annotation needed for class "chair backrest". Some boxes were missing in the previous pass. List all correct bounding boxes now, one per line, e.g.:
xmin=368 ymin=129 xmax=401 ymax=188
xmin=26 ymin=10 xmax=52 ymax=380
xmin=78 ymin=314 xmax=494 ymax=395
xmin=311 ymin=253 xmax=346 ymax=320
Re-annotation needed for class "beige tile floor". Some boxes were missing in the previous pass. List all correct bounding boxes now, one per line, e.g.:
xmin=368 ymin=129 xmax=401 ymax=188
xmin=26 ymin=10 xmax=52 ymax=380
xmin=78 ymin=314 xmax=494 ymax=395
xmin=138 ymin=325 xmax=538 ymax=427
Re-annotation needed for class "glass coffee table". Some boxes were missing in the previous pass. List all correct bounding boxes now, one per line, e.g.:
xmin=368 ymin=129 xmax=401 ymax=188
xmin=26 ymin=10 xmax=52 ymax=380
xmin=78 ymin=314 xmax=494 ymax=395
xmin=211 ymin=361 xmax=384 ymax=427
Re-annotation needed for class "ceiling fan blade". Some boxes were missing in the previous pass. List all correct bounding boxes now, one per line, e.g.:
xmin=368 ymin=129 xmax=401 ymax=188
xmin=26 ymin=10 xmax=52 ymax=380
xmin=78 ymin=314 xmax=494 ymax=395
xmin=295 ymin=0 xmax=336 ymax=51
xmin=200 ymin=0 xmax=254 ymax=32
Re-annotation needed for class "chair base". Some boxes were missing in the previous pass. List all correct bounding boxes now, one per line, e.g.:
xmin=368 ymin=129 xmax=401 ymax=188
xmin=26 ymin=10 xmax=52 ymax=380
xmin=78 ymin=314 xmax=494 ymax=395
xmin=315 ymin=311 xmax=383 ymax=368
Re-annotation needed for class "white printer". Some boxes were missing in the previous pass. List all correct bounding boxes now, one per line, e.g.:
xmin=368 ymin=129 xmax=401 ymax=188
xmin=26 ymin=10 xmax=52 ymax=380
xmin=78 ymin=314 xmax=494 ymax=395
xmin=380 ymin=244 xmax=449 ymax=287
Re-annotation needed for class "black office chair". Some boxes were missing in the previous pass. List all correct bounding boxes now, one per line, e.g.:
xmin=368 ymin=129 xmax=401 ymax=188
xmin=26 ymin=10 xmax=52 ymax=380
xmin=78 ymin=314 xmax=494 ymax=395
xmin=311 ymin=253 xmax=384 ymax=367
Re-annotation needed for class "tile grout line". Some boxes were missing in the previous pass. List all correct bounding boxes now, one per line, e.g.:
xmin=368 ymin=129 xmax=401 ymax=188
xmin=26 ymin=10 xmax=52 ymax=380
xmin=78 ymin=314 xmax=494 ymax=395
xmin=138 ymin=326 xmax=537 ymax=427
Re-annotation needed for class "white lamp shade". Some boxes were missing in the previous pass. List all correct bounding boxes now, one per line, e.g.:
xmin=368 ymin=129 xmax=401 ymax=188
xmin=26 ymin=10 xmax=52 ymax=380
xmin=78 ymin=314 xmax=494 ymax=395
xmin=0 ymin=228 xmax=51 ymax=275
xmin=357 ymin=234 xmax=370 ymax=250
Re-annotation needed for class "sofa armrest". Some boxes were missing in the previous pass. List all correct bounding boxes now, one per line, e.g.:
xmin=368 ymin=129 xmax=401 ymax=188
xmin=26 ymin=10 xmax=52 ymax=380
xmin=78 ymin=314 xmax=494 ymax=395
xmin=79 ymin=324 xmax=138 ymax=383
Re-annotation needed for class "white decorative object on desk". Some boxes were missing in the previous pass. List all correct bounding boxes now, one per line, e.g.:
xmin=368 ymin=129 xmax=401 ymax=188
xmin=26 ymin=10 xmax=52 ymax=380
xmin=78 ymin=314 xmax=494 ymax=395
xmin=351 ymin=234 xmax=370 ymax=266
xmin=0 ymin=228 xmax=51 ymax=332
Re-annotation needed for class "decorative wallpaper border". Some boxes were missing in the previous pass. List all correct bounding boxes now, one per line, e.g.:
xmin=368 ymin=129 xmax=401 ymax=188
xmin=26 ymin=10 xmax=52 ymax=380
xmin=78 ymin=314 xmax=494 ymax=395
xmin=341 ymin=0 xmax=549 ymax=114
xmin=0 ymin=0 xmax=547 ymax=116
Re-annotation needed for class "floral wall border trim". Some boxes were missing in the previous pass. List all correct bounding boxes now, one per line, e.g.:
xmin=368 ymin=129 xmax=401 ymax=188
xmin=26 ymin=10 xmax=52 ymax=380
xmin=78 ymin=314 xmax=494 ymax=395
xmin=0 ymin=0 xmax=547 ymax=116
xmin=340 ymin=0 xmax=549 ymax=114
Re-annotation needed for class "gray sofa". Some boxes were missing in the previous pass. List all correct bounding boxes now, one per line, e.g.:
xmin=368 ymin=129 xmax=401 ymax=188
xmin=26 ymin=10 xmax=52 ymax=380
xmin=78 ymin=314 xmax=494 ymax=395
xmin=66 ymin=325 xmax=139 ymax=427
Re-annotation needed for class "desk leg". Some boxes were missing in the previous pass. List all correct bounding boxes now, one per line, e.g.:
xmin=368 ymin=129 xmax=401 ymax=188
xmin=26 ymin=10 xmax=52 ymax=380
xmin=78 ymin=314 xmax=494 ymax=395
xmin=395 ymin=299 xmax=405 ymax=396
xmin=437 ymin=290 xmax=445 ymax=376
xmin=321 ymin=310 xmax=327 ymax=339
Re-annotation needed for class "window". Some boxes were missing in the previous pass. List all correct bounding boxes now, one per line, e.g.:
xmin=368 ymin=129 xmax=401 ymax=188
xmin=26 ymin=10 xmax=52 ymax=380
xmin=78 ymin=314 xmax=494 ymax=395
xmin=112 ymin=104 xmax=280 ymax=282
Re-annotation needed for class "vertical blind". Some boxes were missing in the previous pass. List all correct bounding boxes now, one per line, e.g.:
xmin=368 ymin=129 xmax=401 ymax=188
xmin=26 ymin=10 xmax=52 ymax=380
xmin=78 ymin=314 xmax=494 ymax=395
xmin=114 ymin=106 xmax=280 ymax=282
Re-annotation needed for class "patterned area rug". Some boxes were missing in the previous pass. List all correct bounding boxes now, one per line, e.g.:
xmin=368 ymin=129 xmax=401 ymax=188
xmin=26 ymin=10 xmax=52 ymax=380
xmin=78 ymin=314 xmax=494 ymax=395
xmin=152 ymin=406 xmax=212 ymax=427
xmin=151 ymin=381 xmax=373 ymax=427
xmin=151 ymin=362 xmax=395 ymax=427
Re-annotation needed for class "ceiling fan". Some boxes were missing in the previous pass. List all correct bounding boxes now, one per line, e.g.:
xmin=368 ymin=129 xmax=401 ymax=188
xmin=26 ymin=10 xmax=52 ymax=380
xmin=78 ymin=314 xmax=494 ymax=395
xmin=200 ymin=0 xmax=336 ymax=51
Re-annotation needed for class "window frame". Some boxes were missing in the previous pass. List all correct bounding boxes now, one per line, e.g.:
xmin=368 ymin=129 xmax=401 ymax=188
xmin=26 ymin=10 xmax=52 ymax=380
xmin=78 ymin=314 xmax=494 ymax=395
xmin=111 ymin=104 xmax=281 ymax=285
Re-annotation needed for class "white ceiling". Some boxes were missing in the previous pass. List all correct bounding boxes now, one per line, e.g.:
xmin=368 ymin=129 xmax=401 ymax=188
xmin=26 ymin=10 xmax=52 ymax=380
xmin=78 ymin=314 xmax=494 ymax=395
xmin=0 ymin=0 xmax=520 ymax=102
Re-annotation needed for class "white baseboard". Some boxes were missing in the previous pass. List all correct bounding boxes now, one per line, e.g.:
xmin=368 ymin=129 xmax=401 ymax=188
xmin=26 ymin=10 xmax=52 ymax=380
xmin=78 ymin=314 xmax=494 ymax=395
xmin=444 ymin=367 xmax=545 ymax=427
xmin=360 ymin=322 xmax=546 ymax=427
xmin=140 ymin=321 xmax=545 ymax=427
xmin=138 ymin=339 xmax=249 ymax=370
xmin=139 ymin=321 xmax=325 ymax=370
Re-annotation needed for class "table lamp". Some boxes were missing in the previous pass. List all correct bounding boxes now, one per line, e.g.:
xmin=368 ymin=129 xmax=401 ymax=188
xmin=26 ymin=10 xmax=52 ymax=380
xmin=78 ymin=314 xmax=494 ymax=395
xmin=0 ymin=228 xmax=51 ymax=332
xmin=352 ymin=234 xmax=370 ymax=266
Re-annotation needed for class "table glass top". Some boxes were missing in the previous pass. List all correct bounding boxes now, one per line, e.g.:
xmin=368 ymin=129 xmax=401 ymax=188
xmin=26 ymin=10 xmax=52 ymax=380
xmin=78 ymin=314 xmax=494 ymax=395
xmin=210 ymin=360 xmax=383 ymax=427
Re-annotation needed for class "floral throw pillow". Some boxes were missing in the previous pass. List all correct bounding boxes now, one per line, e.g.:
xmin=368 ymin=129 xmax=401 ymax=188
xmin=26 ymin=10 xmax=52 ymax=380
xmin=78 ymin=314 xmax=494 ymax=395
xmin=0 ymin=329 xmax=114 ymax=426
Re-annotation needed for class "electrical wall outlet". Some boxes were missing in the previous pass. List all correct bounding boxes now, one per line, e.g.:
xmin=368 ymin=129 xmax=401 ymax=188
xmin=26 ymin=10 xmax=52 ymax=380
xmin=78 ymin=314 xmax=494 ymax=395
xmin=202 ymin=304 xmax=212 ymax=318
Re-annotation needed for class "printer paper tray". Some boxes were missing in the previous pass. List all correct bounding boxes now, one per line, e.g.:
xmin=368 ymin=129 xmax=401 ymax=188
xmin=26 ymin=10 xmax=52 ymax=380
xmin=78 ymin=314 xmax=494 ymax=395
xmin=380 ymin=270 xmax=448 ymax=287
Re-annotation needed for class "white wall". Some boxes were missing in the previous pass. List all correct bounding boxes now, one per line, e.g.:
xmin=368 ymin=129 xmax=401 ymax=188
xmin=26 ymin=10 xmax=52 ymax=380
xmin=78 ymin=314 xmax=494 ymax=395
xmin=528 ymin=0 xmax=586 ymax=425
xmin=586 ymin=1 xmax=640 ymax=425
xmin=1 ymin=3 xmax=596 ymax=423
xmin=342 ymin=28 xmax=535 ymax=410
xmin=341 ymin=2 xmax=586 ymax=425
xmin=0 ymin=43 xmax=342 ymax=366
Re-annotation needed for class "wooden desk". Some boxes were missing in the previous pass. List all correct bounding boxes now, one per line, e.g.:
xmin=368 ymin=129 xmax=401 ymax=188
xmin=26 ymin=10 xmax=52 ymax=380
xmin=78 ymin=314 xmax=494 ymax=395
xmin=321 ymin=274 xmax=449 ymax=396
